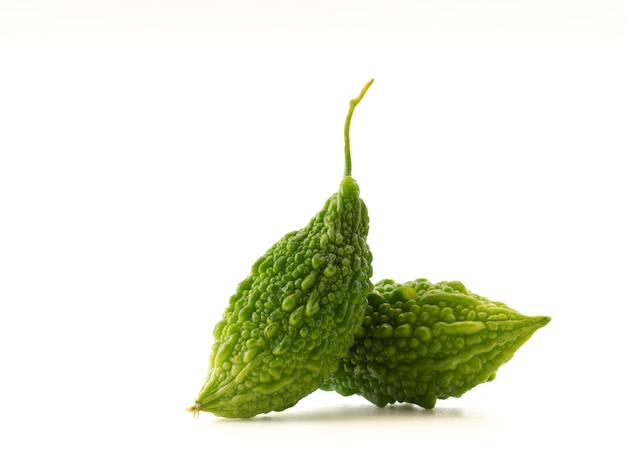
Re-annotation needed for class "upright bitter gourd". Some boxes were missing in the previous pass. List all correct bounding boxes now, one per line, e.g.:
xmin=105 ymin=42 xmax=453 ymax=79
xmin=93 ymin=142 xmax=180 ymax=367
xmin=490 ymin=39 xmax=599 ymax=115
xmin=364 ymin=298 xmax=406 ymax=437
xmin=188 ymin=80 xmax=375 ymax=418
xmin=322 ymin=278 xmax=550 ymax=409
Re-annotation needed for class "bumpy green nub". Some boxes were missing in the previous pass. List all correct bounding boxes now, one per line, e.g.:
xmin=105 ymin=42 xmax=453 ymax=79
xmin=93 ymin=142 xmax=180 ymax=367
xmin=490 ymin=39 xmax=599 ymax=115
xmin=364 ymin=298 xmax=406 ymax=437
xmin=188 ymin=80 xmax=375 ymax=418
xmin=321 ymin=278 xmax=550 ymax=409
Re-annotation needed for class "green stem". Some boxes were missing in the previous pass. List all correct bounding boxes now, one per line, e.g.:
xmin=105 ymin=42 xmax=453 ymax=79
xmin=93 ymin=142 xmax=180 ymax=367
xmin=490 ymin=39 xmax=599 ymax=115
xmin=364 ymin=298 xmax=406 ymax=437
xmin=344 ymin=79 xmax=374 ymax=178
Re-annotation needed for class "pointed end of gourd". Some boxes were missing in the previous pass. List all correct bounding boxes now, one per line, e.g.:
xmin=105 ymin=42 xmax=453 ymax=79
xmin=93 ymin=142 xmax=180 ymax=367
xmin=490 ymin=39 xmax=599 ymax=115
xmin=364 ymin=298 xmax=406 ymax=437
xmin=187 ymin=403 xmax=201 ymax=418
xmin=524 ymin=315 xmax=550 ymax=344
xmin=509 ymin=315 xmax=551 ymax=349
xmin=498 ymin=314 xmax=551 ymax=365
xmin=532 ymin=315 xmax=551 ymax=330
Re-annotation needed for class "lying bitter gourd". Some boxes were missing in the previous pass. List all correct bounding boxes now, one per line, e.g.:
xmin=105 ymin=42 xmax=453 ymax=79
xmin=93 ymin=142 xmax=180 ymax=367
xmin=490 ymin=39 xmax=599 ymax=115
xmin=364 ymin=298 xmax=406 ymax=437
xmin=321 ymin=278 xmax=550 ymax=409
xmin=187 ymin=80 xmax=375 ymax=418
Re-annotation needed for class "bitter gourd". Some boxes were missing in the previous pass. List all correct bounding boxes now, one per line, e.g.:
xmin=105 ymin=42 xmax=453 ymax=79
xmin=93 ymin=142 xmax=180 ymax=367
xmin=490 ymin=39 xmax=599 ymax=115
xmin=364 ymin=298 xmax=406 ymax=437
xmin=322 ymin=278 xmax=550 ymax=409
xmin=188 ymin=80 xmax=375 ymax=418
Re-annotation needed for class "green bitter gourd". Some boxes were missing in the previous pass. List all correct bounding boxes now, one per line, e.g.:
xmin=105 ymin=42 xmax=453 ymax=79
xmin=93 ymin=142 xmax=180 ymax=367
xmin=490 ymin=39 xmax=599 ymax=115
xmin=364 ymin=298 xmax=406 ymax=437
xmin=188 ymin=80 xmax=375 ymax=418
xmin=322 ymin=278 xmax=550 ymax=409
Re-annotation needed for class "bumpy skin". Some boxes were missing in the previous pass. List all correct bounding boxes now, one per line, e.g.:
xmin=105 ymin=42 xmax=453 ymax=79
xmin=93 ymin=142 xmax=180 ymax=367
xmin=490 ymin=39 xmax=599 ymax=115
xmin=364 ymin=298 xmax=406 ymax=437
xmin=322 ymin=278 xmax=550 ymax=409
xmin=191 ymin=176 xmax=373 ymax=418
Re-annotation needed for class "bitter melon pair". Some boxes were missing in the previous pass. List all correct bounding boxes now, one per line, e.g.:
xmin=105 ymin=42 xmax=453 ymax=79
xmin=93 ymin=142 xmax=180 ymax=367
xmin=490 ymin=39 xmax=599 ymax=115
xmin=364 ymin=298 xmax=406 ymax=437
xmin=188 ymin=80 xmax=550 ymax=418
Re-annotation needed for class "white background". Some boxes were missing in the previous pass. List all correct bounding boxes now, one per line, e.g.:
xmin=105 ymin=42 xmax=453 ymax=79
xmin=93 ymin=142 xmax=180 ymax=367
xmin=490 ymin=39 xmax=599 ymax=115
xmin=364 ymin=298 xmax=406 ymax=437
xmin=1 ymin=1 xmax=625 ymax=468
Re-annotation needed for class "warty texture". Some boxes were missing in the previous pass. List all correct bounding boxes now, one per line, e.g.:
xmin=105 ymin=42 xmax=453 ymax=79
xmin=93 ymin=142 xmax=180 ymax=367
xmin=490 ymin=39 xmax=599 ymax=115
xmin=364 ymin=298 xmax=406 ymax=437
xmin=322 ymin=278 xmax=550 ymax=409
xmin=192 ymin=176 xmax=373 ymax=418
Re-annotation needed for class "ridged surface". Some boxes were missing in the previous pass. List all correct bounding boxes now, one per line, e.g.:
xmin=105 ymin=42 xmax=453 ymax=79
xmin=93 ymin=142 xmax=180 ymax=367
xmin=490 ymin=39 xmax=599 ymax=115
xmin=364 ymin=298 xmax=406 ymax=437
xmin=192 ymin=177 xmax=373 ymax=418
xmin=322 ymin=278 xmax=550 ymax=409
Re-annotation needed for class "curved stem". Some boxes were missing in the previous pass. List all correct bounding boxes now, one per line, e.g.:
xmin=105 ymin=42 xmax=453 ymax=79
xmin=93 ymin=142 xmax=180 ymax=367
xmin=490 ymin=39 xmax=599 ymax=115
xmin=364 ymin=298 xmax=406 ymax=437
xmin=344 ymin=79 xmax=374 ymax=178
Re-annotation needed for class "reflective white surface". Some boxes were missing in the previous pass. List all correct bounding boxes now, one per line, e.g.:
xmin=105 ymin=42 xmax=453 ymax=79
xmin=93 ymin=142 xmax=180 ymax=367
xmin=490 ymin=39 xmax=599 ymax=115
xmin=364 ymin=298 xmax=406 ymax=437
xmin=1 ymin=1 xmax=624 ymax=468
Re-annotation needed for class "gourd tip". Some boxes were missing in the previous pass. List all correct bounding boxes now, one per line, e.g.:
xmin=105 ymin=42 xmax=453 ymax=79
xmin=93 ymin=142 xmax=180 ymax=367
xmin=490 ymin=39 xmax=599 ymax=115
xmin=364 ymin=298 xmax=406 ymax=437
xmin=187 ymin=403 xmax=201 ymax=418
